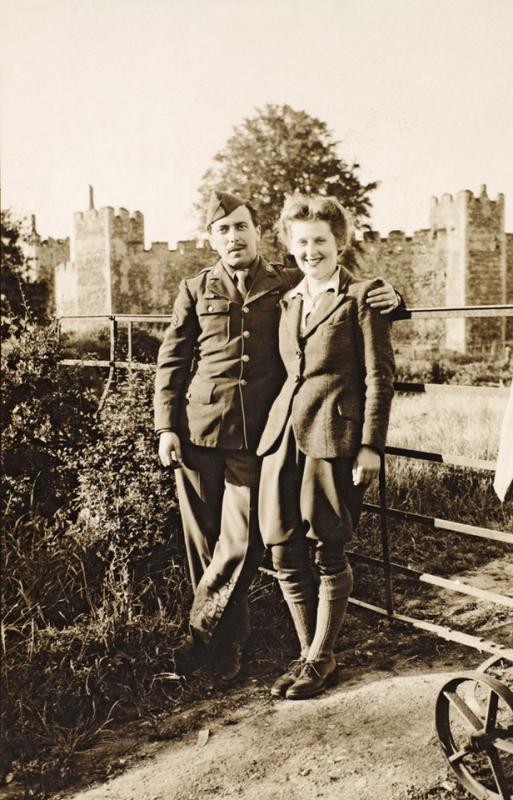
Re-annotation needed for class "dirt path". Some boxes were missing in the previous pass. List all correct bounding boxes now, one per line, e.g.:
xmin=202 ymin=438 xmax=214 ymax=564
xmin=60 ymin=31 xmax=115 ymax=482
xmin=57 ymin=556 xmax=513 ymax=800
xmin=68 ymin=668 xmax=455 ymax=800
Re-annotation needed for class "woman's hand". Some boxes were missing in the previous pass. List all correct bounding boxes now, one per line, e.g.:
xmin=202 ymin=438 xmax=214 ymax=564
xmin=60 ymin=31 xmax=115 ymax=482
xmin=352 ymin=446 xmax=381 ymax=486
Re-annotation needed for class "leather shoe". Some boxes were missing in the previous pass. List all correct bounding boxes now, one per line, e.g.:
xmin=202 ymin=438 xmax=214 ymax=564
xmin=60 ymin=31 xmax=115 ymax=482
xmin=213 ymin=642 xmax=242 ymax=683
xmin=173 ymin=636 xmax=211 ymax=677
xmin=270 ymin=658 xmax=306 ymax=698
xmin=285 ymin=657 xmax=338 ymax=700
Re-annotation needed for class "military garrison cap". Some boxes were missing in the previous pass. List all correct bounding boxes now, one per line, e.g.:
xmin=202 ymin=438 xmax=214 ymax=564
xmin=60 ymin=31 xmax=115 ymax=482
xmin=206 ymin=190 xmax=247 ymax=228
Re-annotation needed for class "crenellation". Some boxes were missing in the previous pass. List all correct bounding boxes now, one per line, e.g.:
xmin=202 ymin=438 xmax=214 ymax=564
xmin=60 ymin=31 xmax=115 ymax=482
xmin=148 ymin=241 xmax=172 ymax=252
xmin=177 ymin=239 xmax=199 ymax=255
xmin=25 ymin=186 xmax=511 ymax=353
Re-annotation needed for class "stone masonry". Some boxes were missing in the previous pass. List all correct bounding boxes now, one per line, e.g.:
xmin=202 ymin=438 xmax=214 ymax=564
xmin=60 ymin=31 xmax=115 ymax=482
xmin=27 ymin=186 xmax=513 ymax=353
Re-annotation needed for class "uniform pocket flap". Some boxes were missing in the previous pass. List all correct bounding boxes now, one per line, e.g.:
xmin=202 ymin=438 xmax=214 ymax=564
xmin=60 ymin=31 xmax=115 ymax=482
xmin=198 ymin=299 xmax=230 ymax=315
xmin=186 ymin=379 xmax=216 ymax=403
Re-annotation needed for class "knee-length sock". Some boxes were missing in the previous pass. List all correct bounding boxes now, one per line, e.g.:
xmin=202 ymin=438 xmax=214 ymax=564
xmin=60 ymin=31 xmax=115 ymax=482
xmin=307 ymin=564 xmax=353 ymax=662
xmin=278 ymin=575 xmax=317 ymax=659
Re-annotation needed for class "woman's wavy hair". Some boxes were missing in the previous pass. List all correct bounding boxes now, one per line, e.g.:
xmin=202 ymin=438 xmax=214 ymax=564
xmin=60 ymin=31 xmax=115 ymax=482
xmin=277 ymin=193 xmax=354 ymax=252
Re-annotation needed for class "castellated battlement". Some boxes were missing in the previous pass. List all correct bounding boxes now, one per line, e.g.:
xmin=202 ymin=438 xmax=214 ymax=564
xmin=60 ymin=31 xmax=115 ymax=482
xmin=361 ymin=229 xmax=415 ymax=246
xmin=177 ymin=239 xmax=206 ymax=254
xmin=144 ymin=239 xmax=211 ymax=256
xmin=430 ymin=186 xmax=504 ymax=233
xmin=147 ymin=241 xmax=172 ymax=253
xmin=38 ymin=236 xmax=70 ymax=249
xmin=112 ymin=208 xmax=144 ymax=245
xmin=73 ymin=206 xmax=145 ymax=246
xmin=27 ymin=186 xmax=513 ymax=354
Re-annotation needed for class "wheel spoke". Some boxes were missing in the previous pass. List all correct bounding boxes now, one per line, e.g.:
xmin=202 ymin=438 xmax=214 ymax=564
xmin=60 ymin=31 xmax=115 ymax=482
xmin=485 ymin=689 xmax=500 ymax=732
xmin=487 ymin=750 xmax=512 ymax=800
xmin=448 ymin=747 xmax=471 ymax=765
xmin=444 ymin=690 xmax=483 ymax=732
xmin=495 ymin=738 xmax=513 ymax=755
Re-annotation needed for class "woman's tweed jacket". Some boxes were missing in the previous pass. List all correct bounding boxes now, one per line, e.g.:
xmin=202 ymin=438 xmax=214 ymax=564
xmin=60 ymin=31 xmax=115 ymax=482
xmin=257 ymin=267 xmax=395 ymax=459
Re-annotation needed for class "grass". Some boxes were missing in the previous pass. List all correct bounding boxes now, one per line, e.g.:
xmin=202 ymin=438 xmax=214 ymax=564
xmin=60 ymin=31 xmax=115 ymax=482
xmin=2 ymin=330 xmax=512 ymax=799
xmin=353 ymin=387 xmax=512 ymax=641
xmin=387 ymin=389 xmax=508 ymax=460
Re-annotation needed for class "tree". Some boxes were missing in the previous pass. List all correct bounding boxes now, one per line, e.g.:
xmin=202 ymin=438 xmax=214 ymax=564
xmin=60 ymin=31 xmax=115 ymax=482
xmin=196 ymin=104 xmax=377 ymax=243
xmin=1 ymin=211 xmax=49 ymax=336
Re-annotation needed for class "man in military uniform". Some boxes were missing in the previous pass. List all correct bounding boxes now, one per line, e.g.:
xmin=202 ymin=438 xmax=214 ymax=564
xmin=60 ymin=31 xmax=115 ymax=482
xmin=155 ymin=190 xmax=399 ymax=680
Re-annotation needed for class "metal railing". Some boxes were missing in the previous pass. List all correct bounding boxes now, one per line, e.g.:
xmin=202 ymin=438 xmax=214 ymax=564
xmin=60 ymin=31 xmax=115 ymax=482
xmin=57 ymin=304 xmax=513 ymax=660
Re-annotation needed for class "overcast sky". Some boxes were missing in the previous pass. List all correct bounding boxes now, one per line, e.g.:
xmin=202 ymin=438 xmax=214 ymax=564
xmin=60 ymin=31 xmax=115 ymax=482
xmin=2 ymin=0 xmax=512 ymax=246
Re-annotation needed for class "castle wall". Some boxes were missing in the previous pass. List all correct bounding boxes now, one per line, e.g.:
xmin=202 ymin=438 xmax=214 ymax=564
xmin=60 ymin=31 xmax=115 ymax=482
xmin=110 ymin=239 xmax=213 ymax=314
xmin=360 ymin=230 xmax=414 ymax=344
xmin=54 ymin=261 xmax=78 ymax=317
xmin=24 ymin=237 xmax=70 ymax=283
xmin=359 ymin=229 xmax=446 ymax=347
xmin=22 ymin=235 xmax=70 ymax=313
xmin=112 ymin=243 xmax=174 ymax=314
xmin=29 ymin=188 xmax=511 ymax=354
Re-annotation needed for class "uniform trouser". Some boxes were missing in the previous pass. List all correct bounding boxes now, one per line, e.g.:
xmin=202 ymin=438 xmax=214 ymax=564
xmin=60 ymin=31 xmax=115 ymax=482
xmin=174 ymin=442 xmax=264 ymax=651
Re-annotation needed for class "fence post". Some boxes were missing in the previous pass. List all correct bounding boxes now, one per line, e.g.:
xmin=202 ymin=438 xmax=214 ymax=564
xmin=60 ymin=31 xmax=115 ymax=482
xmin=97 ymin=316 xmax=118 ymax=414
xmin=127 ymin=320 xmax=133 ymax=371
xmin=379 ymin=454 xmax=394 ymax=615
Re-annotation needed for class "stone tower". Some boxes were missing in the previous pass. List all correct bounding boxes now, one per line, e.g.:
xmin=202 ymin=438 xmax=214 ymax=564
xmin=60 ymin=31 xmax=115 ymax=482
xmin=54 ymin=188 xmax=211 ymax=322
xmin=69 ymin=188 xmax=144 ymax=317
xmin=430 ymin=186 xmax=506 ymax=353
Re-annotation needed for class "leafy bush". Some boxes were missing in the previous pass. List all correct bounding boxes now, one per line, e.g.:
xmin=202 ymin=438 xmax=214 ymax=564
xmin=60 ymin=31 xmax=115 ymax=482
xmin=1 ymin=324 xmax=190 ymax=795
xmin=396 ymin=352 xmax=511 ymax=386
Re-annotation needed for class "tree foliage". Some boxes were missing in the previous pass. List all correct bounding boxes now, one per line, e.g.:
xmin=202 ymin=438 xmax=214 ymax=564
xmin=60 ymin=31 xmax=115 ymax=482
xmin=1 ymin=211 xmax=48 ymax=337
xmin=196 ymin=104 xmax=378 ymax=237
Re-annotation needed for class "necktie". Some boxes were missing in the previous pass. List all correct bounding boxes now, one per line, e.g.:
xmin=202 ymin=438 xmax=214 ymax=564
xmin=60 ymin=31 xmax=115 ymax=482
xmin=234 ymin=269 xmax=249 ymax=300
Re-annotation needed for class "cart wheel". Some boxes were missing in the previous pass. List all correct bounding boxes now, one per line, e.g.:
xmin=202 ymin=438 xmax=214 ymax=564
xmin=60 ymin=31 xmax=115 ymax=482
xmin=436 ymin=672 xmax=513 ymax=800
xmin=478 ymin=657 xmax=513 ymax=681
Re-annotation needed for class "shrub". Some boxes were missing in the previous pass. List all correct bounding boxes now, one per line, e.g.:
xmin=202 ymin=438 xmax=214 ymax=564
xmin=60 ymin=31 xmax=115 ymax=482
xmin=1 ymin=325 xmax=190 ymax=794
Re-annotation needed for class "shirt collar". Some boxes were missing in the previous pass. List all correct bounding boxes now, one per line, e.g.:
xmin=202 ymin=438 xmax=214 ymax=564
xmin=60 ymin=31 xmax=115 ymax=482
xmin=288 ymin=267 xmax=341 ymax=299
xmin=222 ymin=256 xmax=259 ymax=280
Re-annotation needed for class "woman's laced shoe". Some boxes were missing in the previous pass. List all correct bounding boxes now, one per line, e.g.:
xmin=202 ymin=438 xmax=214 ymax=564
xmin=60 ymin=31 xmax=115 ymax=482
xmin=270 ymin=657 xmax=307 ymax=698
xmin=285 ymin=657 xmax=337 ymax=700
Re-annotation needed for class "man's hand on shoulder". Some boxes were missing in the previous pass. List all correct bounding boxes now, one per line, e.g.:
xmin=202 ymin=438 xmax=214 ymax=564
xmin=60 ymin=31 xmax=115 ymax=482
xmin=158 ymin=431 xmax=183 ymax=468
xmin=366 ymin=278 xmax=401 ymax=315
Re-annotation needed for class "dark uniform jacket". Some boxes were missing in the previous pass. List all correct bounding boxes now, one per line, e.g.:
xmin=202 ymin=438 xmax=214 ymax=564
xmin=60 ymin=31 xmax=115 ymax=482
xmin=154 ymin=257 xmax=298 ymax=451
xmin=257 ymin=267 xmax=395 ymax=459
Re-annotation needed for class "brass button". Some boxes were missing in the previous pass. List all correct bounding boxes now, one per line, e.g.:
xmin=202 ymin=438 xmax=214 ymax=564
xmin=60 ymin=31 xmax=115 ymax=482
xmin=243 ymin=307 xmax=250 ymax=314
xmin=243 ymin=330 xmax=250 ymax=338
xmin=242 ymin=354 xmax=250 ymax=362
xmin=207 ymin=305 xmax=214 ymax=312
xmin=240 ymin=379 xmax=248 ymax=386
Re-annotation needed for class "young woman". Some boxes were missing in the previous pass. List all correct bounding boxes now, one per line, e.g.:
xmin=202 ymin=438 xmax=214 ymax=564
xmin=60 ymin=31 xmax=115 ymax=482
xmin=257 ymin=194 xmax=395 ymax=700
